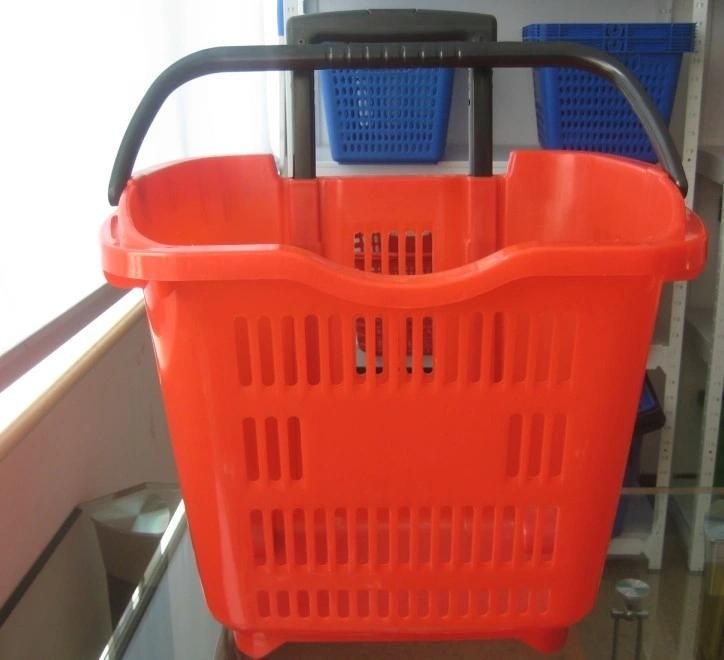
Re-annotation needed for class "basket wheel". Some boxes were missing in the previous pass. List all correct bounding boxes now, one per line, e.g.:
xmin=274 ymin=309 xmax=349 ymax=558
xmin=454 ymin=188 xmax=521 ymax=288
xmin=214 ymin=628 xmax=280 ymax=660
xmin=519 ymin=627 xmax=569 ymax=654
xmin=215 ymin=627 xmax=283 ymax=659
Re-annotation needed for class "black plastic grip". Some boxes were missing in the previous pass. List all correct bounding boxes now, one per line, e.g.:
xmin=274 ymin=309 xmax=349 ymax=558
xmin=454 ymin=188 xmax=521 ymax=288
xmin=286 ymin=9 xmax=496 ymax=45
xmin=108 ymin=41 xmax=688 ymax=205
xmin=286 ymin=9 xmax=496 ymax=178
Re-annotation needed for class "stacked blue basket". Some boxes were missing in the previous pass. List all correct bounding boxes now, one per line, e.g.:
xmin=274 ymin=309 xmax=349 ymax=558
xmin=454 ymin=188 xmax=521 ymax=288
xmin=523 ymin=23 xmax=695 ymax=162
xmin=320 ymin=68 xmax=454 ymax=164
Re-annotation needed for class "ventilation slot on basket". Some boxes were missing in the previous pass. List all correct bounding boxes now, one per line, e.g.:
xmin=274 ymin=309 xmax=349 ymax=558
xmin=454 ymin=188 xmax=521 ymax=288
xmin=277 ymin=591 xmax=291 ymax=618
xmin=461 ymin=312 xmax=577 ymax=385
xmin=292 ymin=509 xmax=307 ymax=565
xmin=317 ymin=590 xmax=330 ymax=617
xmin=404 ymin=317 xmax=434 ymax=375
xmin=236 ymin=316 xmax=330 ymax=387
xmin=417 ymin=591 xmax=430 ymax=617
xmin=328 ymin=316 xmax=344 ymax=384
xmin=357 ymin=590 xmax=370 ymax=617
xmin=337 ymin=590 xmax=350 ymax=618
xmin=250 ymin=505 xmax=558 ymax=569
xmin=334 ymin=509 xmax=349 ymax=565
xmin=376 ymin=509 xmax=391 ymax=565
xmin=305 ymin=315 xmax=321 ymax=385
xmin=454 ymin=591 xmax=470 ymax=617
xmin=377 ymin=590 xmax=390 ymax=617
xmin=479 ymin=507 xmax=495 ymax=563
xmin=355 ymin=317 xmax=384 ymax=375
xmin=257 ymin=587 xmax=549 ymax=621
xmin=281 ymin=316 xmax=297 ymax=385
xmin=236 ymin=318 xmax=252 ymax=386
xmin=478 ymin=505 xmax=559 ymax=566
xmin=531 ymin=313 xmax=577 ymax=384
xmin=257 ymin=591 xmax=271 ymax=618
xmin=355 ymin=315 xmax=436 ymax=378
xmin=271 ymin=510 xmax=286 ymax=565
xmin=235 ymin=316 xmax=279 ymax=387
xmin=239 ymin=312 xmax=455 ymax=386
xmin=354 ymin=231 xmax=433 ymax=275
xmin=297 ymin=590 xmax=310 ymax=617
xmin=398 ymin=508 xmax=411 ymax=563
xmin=534 ymin=588 xmax=551 ymax=614
xmin=494 ymin=590 xmax=510 ymax=615
xmin=436 ymin=591 xmax=450 ymax=617
xmin=250 ymin=510 xmax=265 ymax=565
xmin=242 ymin=417 xmax=303 ymax=482
xmin=314 ymin=509 xmax=328 ymax=565
xmin=355 ymin=508 xmax=369 ymax=564
xmin=506 ymin=413 xmax=568 ymax=481
xmin=265 ymin=419 xmax=281 ymax=480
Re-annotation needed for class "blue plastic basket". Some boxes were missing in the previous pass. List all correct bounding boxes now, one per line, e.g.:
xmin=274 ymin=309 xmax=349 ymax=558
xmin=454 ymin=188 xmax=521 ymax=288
xmin=320 ymin=68 xmax=454 ymax=164
xmin=523 ymin=23 xmax=695 ymax=162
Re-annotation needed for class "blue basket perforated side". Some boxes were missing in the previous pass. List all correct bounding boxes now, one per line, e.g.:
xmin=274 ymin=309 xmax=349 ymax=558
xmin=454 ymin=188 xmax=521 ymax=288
xmin=534 ymin=53 xmax=683 ymax=161
xmin=523 ymin=22 xmax=694 ymax=53
xmin=320 ymin=68 xmax=454 ymax=164
xmin=523 ymin=23 xmax=694 ymax=162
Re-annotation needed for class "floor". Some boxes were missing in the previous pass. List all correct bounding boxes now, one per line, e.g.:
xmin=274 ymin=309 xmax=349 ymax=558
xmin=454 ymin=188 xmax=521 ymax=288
xmin=216 ymin=530 xmax=705 ymax=660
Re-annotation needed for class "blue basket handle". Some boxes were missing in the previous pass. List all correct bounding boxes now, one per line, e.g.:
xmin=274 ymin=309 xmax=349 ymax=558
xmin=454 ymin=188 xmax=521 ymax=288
xmin=108 ymin=41 xmax=687 ymax=205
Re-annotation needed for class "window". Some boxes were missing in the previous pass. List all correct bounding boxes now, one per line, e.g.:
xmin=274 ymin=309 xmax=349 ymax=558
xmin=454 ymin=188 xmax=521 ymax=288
xmin=0 ymin=0 xmax=279 ymax=358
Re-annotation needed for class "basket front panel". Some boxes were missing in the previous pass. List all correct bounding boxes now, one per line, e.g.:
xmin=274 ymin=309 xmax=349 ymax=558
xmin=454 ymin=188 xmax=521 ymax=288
xmin=145 ymin=273 xmax=660 ymax=635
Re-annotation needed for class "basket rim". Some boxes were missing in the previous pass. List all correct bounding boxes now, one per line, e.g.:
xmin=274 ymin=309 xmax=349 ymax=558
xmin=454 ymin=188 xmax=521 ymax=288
xmin=101 ymin=151 xmax=704 ymax=303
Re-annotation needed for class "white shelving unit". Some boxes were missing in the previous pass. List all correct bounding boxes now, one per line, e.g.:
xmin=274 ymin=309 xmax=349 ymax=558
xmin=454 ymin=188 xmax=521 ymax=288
xmin=281 ymin=0 xmax=712 ymax=570
xmin=672 ymin=144 xmax=724 ymax=571
xmin=315 ymin=144 xmax=512 ymax=177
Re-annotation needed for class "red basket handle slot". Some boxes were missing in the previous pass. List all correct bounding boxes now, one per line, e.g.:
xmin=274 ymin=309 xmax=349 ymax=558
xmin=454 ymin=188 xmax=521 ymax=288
xmin=108 ymin=41 xmax=688 ymax=206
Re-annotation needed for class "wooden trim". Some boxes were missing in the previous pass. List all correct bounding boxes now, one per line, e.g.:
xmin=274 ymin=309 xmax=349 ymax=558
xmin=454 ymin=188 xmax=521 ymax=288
xmin=0 ymin=285 xmax=127 ymax=393
xmin=0 ymin=302 xmax=145 ymax=462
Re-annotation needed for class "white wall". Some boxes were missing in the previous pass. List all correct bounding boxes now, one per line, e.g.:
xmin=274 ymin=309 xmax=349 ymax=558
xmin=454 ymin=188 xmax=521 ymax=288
xmin=0 ymin=317 xmax=177 ymax=607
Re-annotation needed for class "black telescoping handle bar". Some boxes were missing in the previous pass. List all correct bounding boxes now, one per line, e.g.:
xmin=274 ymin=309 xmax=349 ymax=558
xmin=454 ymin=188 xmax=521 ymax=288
xmin=286 ymin=9 xmax=497 ymax=178
xmin=108 ymin=41 xmax=688 ymax=206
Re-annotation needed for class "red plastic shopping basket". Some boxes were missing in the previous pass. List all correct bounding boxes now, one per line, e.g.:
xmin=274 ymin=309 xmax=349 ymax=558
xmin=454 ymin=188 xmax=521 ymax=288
xmin=102 ymin=34 xmax=705 ymax=659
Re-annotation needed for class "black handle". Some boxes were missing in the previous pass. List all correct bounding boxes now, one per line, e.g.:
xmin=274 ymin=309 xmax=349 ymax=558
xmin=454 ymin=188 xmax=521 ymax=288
xmin=286 ymin=9 xmax=496 ymax=179
xmin=108 ymin=41 xmax=688 ymax=206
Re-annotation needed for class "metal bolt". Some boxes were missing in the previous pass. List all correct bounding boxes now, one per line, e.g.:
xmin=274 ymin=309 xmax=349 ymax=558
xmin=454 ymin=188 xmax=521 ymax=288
xmin=611 ymin=579 xmax=651 ymax=660
xmin=615 ymin=578 xmax=650 ymax=613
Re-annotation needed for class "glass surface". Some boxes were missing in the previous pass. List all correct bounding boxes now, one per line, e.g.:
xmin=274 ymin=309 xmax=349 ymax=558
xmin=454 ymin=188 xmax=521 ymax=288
xmin=699 ymin=500 xmax=724 ymax=660
xmin=0 ymin=495 xmax=713 ymax=660
xmin=121 ymin=509 xmax=706 ymax=660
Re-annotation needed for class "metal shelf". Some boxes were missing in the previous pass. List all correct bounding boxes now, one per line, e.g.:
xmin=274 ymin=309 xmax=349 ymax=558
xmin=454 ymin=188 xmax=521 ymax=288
xmin=670 ymin=483 xmax=696 ymax=554
xmin=686 ymin=306 xmax=713 ymax=364
xmin=675 ymin=143 xmax=724 ymax=571
xmin=698 ymin=145 xmax=724 ymax=186
xmin=648 ymin=310 xmax=672 ymax=372
xmin=647 ymin=342 xmax=670 ymax=371
xmin=315 ymin=143 xmax=521 ymax=177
